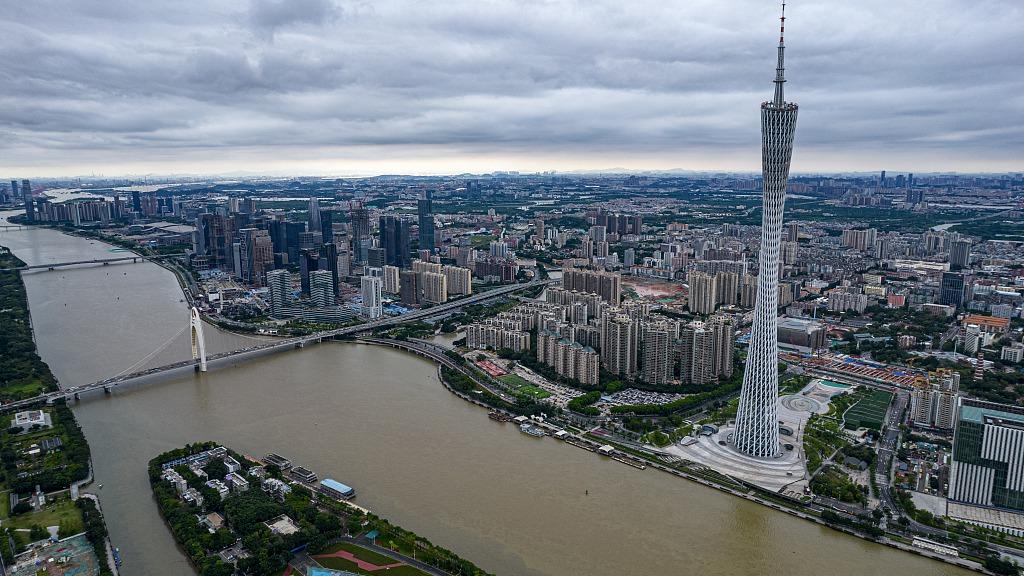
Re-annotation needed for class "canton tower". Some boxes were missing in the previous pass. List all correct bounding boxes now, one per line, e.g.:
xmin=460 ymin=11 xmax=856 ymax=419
xmin=733 ymin=4 xmax=798 ymax=459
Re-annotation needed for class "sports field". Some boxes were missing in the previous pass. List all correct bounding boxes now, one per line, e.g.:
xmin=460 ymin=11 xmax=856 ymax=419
xmin=500 ymin=374 xmax=552 ymax=399
xmin=843 ymin=390 xmax=892 ymax=431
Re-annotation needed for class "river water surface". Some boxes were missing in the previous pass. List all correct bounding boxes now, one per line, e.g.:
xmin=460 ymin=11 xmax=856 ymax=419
xmin=0 ymin=213 xmax=972 ymax=576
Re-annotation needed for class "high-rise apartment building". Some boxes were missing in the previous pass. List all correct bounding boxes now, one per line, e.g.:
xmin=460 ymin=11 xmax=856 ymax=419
xmin=601 ymin=314 xmax=637 ymax=378
xmin=911 ymin=370 xmax=960 ymax=430
xmin=382 ymin=265 xmax=401 ymax=294
xmin=563 ymin=267 xmax=621 ymax=306
xmin=399 ymin=269 xmax=419 ymax=305
xmin=443 ymin=265 xmax=472 ymax=295
xmin=841 ymin=228 xmax=877 ymax=251
xmin=688 ymin=271 xmax=717 ymax=315
xmin=421 ymin=271 xmax=448 ymax=304
xmin=733 ymin=10 xmax=799 ymax=459
xmin=360 ymin=274 xmax=383 ymax=319
xmin=537 ymin=330 xmax=600 ymax=386
xmin=641 ymin=321 xmax=675 ymax=385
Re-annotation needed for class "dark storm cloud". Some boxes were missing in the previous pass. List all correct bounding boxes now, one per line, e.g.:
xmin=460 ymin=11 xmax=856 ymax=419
xmin=0 ymin=0 xmax=1021 ymax=173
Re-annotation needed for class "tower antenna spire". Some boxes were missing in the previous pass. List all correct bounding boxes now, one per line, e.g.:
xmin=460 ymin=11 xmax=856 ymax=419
xmin=773 ymin=1 xmax=787 ymax=105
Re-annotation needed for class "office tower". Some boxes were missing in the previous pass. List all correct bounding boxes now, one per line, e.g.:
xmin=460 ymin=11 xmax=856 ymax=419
xmin=299 ymin=249 xmax=318 ymax=296
xmin=10 ymin=180 xmax=18 ymax=199
xmin=23 ymin=182 xmax=34 ymax=222
xmin=679 ymin=321 xmax=715 ymax=386
xmin=399 ymin=269 xmax=419 ymax=305
xmin=267 ymin=269 xmax=292 ymax=318
xmin=320 ymin=209 xmax=334 ymax=244
xmin=688 ymin=271 xmax=717 ymax=315
xmin=319 ymin=242 xmax=340 ymax=295
xmin=366 ymin=247 xmax=385 ymax=268
xmin=733 ymin=8 xmax=799 ymax=459
xmin=349 ymin=201 xmax=371 ymax=238
xmin=382 ymin=265 xmax=401 ymax=294
xmin=601 ymin=314 xmax=637 ymax=378
xmin=309 ymin=270 xmax=334 ymax=308
xmin=421 ymin=271 xmax=448 ymax=304
xmin=131 ymin=190 xmax=142 ymax=213
xmin=562 ymin=267 xmax=621 ymax=306
xmin=949 ymin=239 xmax=971 ymax=271
xmin=641 ymin=322 xmax=674 ymax=385
xmin=534 ymin=218 xmax=545 ymax=239
xmin=939 ymin=272 xmax=967 ymax=308
xmin=308 ymin=197 xmax=322 ymax=238
xmin=948 ymin=398 xmax=1024 ymax=515
xmin=250 ymin=231 xmax=274 ymax=286
xmin=380 ymin=216 xmax=412 ymax=268
xmin=360 ymin=275 xmax=383 ymax=319
xmin=417 ymin=191 xmax=435 ymax=253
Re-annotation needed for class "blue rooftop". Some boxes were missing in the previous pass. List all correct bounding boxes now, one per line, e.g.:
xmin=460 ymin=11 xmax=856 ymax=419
xmin=320 ymin=478 xmax=354 ymax=495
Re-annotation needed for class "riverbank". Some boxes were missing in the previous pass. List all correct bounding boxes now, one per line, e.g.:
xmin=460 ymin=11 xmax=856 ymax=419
xmin=149 ymin=442 xmax=493 ymax=576
xmin=0 ymin=244 xmax=117 ymax=574
xmin=2 ymin=214 xmax=978 ymax=576
xmin=427 ymin=346 xmax=998 ymax=576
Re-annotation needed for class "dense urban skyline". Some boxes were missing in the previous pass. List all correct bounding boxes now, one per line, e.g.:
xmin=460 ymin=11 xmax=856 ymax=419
xmin=2 ymin=0 xmax=1022 ymax=176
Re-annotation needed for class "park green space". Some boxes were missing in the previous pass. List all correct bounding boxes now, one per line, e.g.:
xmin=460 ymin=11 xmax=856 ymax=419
xmin=499 ymin=374 xmax=552 ymax=399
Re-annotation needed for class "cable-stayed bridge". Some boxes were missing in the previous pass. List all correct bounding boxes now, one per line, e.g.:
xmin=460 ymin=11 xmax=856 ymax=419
xmin=2 ymin=278 xmax=553 ymax=412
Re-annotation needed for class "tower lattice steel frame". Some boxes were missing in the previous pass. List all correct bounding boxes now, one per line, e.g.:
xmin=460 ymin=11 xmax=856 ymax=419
xmin=733 ymin=4 xmax=798 ymax=459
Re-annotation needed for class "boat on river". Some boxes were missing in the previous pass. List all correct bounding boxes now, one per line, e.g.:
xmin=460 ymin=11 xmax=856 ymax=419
xmin=519 ymin=423 xmax=546 ymax=437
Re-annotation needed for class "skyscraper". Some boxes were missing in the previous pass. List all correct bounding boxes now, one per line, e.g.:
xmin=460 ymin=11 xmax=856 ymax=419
xmin=266 ymin=269 xmax=292 ymax=318
xmin=949 ymin=239 xmax=971 ymax=271
xmin=380 ymin=215 xmax=412 ymax=269
xmin=309 ymin=270 xmax=334 ymax=308
xmin=360 ymin=274 xmax=383 ymax=319
xmin=308 ymin=197 xmax=322 ymax=237
xmin=417 ymin=190 xmax=435 ymax=253
xmin=733 ymin=7 xmax=799 ymax=460
xmin=940 ymin=272 xmax=968 ymax=307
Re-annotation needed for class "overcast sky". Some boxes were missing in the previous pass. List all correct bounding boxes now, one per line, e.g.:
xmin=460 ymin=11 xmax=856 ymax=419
xmin=1 ymin=0 xmax=1021 ymax=177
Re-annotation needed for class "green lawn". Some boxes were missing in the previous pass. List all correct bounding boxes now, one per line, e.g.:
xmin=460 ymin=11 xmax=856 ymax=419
xmin=499 ymin=374 xmax=552 ymax=399
xmin=470 ymin=234 xmax=497 ymax=249
xmin=4 ymin=496 xmax=84 ymax=545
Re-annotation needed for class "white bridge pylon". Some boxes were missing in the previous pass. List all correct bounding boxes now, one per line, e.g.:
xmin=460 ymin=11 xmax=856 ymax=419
xmin=190 ymin=307 xmax=207 ymax=372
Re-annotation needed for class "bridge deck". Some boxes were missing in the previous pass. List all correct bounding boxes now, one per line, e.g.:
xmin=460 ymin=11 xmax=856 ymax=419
xmin=0 ymin=279 xmax=552 ymax=411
